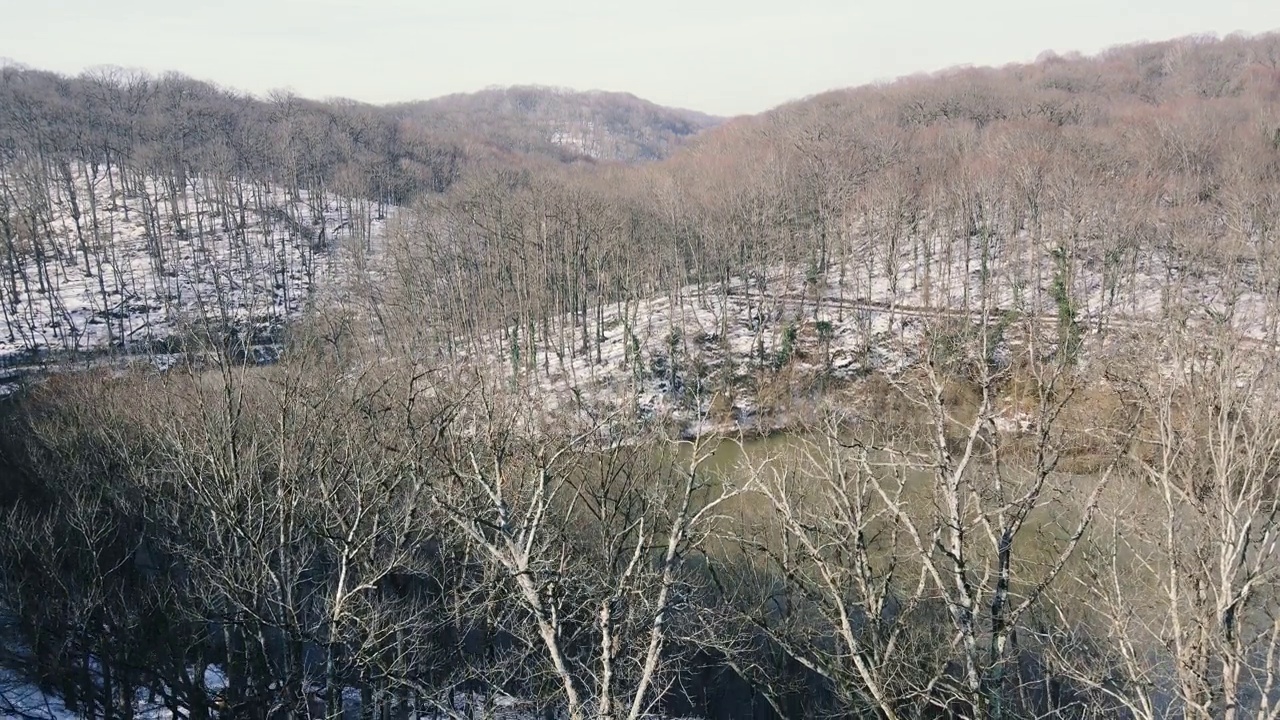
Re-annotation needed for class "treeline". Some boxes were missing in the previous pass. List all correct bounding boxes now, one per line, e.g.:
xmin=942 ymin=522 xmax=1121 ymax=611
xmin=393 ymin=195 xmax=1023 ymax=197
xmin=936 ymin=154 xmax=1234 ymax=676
xmin=0 ymin=64 xmax=463 ymax=205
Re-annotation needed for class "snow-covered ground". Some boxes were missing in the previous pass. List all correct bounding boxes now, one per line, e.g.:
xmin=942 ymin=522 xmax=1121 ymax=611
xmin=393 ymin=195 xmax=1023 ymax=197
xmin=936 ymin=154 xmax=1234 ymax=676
xmin=0 ymin=665 xmax=225 ymax=720
xmin=453 ymin=231 xmax=1278 ymax=437
xmin=549 ymin=120 xmax=604 ymax=158
xmin=0 ymin=665 xmax=698 ymax=720
xmin=0 ymin=163 xmax=390 ymax=365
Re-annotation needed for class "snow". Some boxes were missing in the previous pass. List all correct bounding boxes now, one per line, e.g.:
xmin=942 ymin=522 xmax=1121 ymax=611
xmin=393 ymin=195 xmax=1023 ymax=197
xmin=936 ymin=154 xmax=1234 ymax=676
xmin=0 ymin=669 xmax=76 ymax=720
xmin=0 ymin=668 xmax=698 ymax=720
xmin=0 ymin=667 xmax=199 ymax=720
xmin=549 ymin=120 xmax=604 ymax=158
xmin=449 ymin=228 xmax=1279 ymax=439
xmin=0 ymin=162 xmax=391 ymax=365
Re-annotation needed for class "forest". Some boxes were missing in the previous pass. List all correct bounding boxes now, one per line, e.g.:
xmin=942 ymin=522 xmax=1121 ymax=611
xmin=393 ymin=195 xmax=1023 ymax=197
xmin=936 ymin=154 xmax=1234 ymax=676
xmin=2 ymin=30 xmax=1280 ymax=720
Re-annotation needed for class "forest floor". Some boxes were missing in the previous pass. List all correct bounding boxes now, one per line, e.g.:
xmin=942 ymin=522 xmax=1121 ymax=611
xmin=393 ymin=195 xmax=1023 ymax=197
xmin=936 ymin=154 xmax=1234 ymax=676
xmin=0 ymin=165 xmax=389 ymax=365
xmin=462 ymin=242 xmax=1272 ymax=440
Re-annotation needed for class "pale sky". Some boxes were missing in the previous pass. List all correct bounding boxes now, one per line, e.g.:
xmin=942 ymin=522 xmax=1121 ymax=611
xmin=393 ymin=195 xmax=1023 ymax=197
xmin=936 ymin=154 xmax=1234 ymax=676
xmin=2 ymin=0 xmax=1278 ymax=116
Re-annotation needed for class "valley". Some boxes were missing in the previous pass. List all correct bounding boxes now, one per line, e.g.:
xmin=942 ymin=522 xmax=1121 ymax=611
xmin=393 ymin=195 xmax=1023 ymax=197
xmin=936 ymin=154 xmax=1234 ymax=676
xmin=3 ymin=29 xmax=1280 ymax=720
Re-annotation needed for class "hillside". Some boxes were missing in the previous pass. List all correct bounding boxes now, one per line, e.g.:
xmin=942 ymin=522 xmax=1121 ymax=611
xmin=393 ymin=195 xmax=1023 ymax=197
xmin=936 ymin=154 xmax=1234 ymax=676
xmin=0 ymin=72 xmax=716 ymax=388
xmin=0 ymin=65 xmax=429 ymax=380
xmin=0 ymin=165 xmax=382 ymax=362
xmin=392 ymin=85 xmax=722 ymax=162
xmin=371 ymin=31 xmax=1280 ymax=436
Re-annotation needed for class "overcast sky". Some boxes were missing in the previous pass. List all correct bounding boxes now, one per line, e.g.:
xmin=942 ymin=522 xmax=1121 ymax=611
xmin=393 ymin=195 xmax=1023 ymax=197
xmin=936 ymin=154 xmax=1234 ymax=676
xmin=2 ymin=0 xmax=1279 ymax=116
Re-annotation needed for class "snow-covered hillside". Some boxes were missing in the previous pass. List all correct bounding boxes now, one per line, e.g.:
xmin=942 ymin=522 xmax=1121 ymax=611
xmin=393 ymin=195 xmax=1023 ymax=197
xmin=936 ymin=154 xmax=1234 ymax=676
xmin=7 ymin=158 xmax=1274 ymax=438
xmin=0 ymin=163 xmax=390 ymax=366
xmin=455 ymin=230 xmax=1277 ymax=437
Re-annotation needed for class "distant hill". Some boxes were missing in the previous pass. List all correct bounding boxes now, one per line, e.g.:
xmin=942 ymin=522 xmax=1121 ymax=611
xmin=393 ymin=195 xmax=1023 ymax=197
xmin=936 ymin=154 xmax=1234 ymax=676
xmin=392 ymin=85 xmax=722 ymax=163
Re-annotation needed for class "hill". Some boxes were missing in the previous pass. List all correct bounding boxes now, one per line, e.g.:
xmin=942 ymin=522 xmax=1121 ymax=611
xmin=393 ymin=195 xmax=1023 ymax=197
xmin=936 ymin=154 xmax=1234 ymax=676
xmin=0 ymin=66 xmax=419 ymax=373
xmin=393 ymin=85 xmax=722 ymax=163
xmin=0 ymin=70 xmax=715 ymax=376
xmin=382 ymin=31 xmax=1280 ymax=434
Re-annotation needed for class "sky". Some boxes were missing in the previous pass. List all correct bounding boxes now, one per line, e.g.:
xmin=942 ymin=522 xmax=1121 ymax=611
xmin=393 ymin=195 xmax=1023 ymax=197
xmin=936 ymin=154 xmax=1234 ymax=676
xmin=1 ymin=0 xmax=1279 ymax=116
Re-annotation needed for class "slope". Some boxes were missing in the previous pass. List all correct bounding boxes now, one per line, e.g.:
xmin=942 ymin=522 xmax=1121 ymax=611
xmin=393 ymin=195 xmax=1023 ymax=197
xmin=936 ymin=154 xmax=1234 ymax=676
xmin=393 ymin=85 xmax=722 ymax=163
